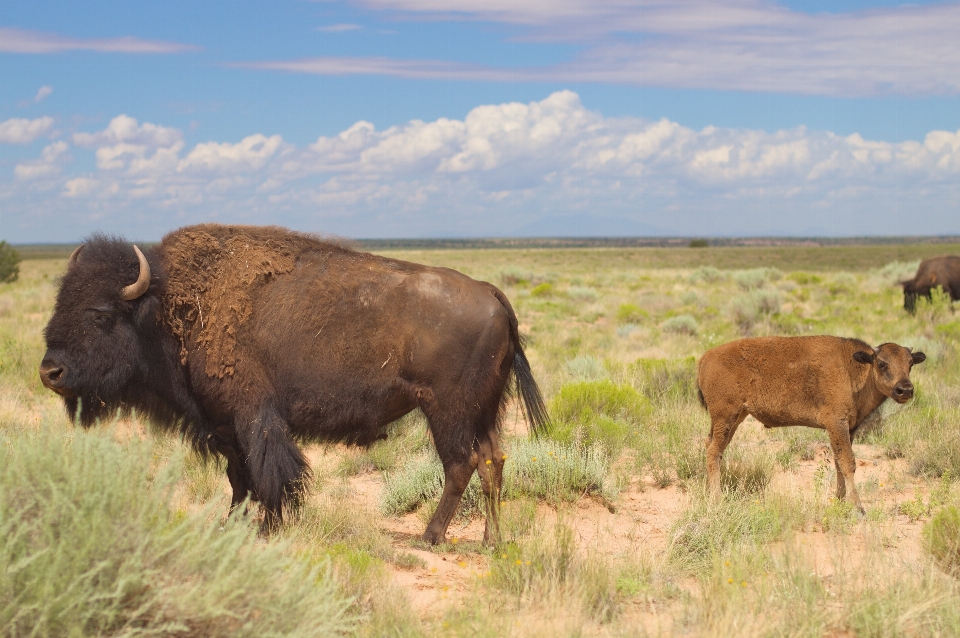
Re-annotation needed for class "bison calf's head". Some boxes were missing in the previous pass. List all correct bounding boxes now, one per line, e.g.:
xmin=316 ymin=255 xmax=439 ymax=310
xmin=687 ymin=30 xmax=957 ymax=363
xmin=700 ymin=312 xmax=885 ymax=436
xmin=40 ymin=238 xmax=156 ymax=426
xmin=852 ymin=343 xmax=926 ymax=404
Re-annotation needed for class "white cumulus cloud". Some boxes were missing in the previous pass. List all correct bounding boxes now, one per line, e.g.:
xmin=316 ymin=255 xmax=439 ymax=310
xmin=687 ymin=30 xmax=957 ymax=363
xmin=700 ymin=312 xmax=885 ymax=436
xmin=0 ymin=116 xmax=55 ymax=144
xmin=14 ymin=141 xmax=70 ymax=180
xmin=178 ymin=134 xmax=284 ymax=174
xmin=3 ymin=91 xmax=958 ymax=241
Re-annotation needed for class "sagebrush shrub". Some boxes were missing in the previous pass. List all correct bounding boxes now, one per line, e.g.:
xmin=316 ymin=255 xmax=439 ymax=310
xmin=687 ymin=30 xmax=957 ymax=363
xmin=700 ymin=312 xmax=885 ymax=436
xmin=689 ymin=266 xmax=725 ymax=283
xmin=0 ymin=426 xmax=356 ymax=637
xmin=568 ymin=286 xmax=599 ymax=302
xmin=662 ymin=314 xmax=698 ymax=336
xmin=924 ymin=505 xmax=960 ymax=576
xmin=565 ymin=355 xmax=607 ymax=381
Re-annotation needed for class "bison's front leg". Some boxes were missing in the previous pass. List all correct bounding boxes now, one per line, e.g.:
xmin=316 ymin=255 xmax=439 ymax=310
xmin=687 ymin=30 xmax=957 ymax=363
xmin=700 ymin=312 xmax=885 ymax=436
xmin=209 ymin=426 xmax=253 ymax=512
xmin=827 ymin=421 xmax=864 ymax=514
xmin=235 ymin=401 xmax=309 ymax=532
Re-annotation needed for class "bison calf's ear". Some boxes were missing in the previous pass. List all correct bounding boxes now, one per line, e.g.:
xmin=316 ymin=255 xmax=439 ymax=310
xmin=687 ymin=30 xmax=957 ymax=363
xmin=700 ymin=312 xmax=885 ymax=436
xmin=853 ymin=351 xmax=875 ymax=365
xmin=912 ymin=351 xmax=927 ymax=365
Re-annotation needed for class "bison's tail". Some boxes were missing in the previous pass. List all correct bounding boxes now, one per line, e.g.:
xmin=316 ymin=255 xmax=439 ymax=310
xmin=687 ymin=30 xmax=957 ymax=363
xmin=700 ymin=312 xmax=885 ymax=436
xmin=490 ymin=286 xmax=549 ymax=438
xmin=513 ymin=337 xmax=550 ymax=438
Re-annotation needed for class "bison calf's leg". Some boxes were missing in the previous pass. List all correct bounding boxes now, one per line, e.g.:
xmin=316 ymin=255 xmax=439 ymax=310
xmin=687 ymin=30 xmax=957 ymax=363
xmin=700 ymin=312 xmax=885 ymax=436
xmin=477 ymin=431 xmax=506 ymax=546
xmin=828 ymin=423 xmax=864 ymax=514
xmin=705 ymin=407 xmax=747 ymax=495
xmin=834 ymin=458 xmax=847 ymax=500
xmin=422 ymin=458 xmax=475 ymax=545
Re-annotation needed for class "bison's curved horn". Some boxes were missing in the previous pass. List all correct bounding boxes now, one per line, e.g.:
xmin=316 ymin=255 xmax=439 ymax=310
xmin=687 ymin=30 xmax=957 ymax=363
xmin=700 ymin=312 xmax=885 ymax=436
xmin=120 ymin=245 xmax=151 ymax=301
xmin=68 ymin=244 xmax=84 ymax=266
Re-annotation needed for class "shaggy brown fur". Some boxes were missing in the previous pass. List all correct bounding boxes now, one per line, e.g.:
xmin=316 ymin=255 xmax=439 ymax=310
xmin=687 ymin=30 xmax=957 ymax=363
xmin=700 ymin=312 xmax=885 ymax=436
xmin=160 ymin=224 xmax=343 ymax=377
xmin=901 ymin=255 xmax=960 ymax=313
xmin=697 ymin=336 xmax=925 ymax=512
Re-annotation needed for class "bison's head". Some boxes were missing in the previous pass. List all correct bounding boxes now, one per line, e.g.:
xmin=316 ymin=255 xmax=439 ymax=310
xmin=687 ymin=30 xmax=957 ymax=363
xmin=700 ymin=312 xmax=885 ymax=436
xmin=853 ymin=343 xmax=926 ymax=404
xmin=900 ymin=279 xmax=920 ymax=313
xmin=40 ymin=236 xmax=159 ymax=426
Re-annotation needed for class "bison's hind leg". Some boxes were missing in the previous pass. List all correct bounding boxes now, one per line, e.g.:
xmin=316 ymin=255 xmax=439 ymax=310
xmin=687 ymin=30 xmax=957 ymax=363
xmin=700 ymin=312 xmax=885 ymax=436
xmin=236 ymin=401 xmax=309 ymax=532
xmin=420 ymin=388 xmax=507 ymax=545
xmin=705 ymin=403 xmax=748 ymax=496
xmin=476 ymin=429 xmax=506 ymax=545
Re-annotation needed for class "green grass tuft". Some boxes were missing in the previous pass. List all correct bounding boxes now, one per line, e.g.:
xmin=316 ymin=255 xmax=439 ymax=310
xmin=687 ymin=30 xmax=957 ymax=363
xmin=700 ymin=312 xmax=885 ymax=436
xmin=548 ymin=379 xmax=651 ymax=453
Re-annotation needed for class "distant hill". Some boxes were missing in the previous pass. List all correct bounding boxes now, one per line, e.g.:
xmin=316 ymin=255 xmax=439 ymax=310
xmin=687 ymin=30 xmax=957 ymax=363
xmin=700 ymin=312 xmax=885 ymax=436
xmin=13 ymin=235 xmax=960 ymax=258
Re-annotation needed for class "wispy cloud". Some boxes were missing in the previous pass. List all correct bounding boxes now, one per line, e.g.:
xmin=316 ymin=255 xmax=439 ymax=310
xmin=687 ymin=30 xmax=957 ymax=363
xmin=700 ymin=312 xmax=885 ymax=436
xmin=235 ymin=56 xmax=523 ymax=80
xmin=0 ymin=27 xmax=200 ymax=54
xmin=317 ymin=23 xmax=364 ymax=32
xmin=251 ymin=1 xmax=960 ymax=96
xmin=34 ymin=85 xmax=53 ymax=102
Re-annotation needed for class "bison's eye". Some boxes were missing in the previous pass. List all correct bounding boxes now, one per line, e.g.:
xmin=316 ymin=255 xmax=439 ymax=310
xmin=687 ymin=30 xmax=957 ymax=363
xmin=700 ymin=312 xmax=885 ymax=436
xmin=88 ymin=308 xmax=114 ymax=329
xmin=878 ymin=361 xmax=888 ymax=371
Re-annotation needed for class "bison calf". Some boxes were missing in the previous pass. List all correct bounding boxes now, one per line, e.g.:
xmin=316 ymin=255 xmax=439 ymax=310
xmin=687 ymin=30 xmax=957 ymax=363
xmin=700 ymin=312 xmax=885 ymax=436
xmin=697 ymin=336 xmax=925 ymax=511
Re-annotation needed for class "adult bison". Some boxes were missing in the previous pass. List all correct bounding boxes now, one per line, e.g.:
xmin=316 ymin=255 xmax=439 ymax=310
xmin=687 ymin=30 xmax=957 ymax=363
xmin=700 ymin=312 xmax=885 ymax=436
xmin=901 ymin=255 xmax=960 ymax=312
xmin=697 ymin=336 xmax=924 ymax=512
xmin=40 ymin=224 xmax=548 ymax=544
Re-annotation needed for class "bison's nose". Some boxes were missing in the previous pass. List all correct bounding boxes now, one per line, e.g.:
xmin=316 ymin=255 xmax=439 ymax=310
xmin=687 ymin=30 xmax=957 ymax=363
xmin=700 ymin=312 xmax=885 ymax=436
xmin=893 ymin=382 xmax=914 ymax=401
xmin=39 ymin=359 xmax=66 ymax=390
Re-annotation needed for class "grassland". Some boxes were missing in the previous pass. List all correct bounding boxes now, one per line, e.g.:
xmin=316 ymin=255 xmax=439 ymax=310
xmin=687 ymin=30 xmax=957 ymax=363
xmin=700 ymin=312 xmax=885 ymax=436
xmin=2 ymin=243 xmax=959 ymax=636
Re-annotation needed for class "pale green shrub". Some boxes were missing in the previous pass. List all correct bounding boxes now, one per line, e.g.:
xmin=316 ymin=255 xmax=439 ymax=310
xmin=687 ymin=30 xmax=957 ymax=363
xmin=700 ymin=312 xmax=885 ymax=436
xmin=0 ymin=426 xmax=356 ymax=637
xmin=924 ymin=505 xmax=960 ymax=576
xmin=504 ymin=439 xmax=612 ymax=503
xmin=565 ymin=355 xmax=607 ymax=380
xmin=568 ymin=286 xmax=599 ymax=302
xmin=616 ymin=323 xmax=640 ymax=338
xmin=680 ymin=290 xmax=700 ymax=305
xmin=689 ymin=266 xmax=725 ymax=283
xmin=662 ymin=314 xmax=698 ymax=336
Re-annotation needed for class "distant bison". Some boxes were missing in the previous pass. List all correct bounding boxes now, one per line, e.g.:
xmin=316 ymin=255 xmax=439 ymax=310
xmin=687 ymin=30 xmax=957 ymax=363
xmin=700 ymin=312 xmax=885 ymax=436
xmin=697 ymin=336 xmax=924 ymax=512
xmin=40 ymin=224 xmax=548 ymax=544
xmin=901 ymin=255 xmax=960 ymax=312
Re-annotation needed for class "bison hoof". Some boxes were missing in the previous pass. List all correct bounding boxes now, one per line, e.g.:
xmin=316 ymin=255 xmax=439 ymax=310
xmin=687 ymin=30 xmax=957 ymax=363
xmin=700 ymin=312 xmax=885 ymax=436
xmin=421 ymin=530 xmax=444 ymax=545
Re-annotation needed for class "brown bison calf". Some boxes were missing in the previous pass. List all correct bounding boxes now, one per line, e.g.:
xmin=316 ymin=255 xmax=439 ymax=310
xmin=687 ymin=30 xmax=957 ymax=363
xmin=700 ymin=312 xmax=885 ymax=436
xmin=697 ymin=336 xmax=925 ymax=512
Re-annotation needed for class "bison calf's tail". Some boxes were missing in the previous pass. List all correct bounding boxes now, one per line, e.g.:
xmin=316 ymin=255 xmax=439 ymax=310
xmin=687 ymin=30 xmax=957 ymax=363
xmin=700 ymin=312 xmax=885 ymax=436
xmin=513 ymin=339 xmax=549 ymax=438
xmin=695 ymin=358 xmax=708 ymax=411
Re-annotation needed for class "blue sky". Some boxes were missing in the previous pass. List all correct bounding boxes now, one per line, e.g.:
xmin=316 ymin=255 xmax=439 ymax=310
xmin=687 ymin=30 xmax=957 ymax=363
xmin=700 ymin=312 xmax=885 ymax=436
xmin=1 ymin=0 xmax=958 ymax=242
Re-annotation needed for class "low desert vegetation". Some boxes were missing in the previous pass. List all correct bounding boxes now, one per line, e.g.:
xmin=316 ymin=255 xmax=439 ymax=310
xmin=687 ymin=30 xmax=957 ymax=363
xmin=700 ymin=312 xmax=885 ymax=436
xmin=2 ymin=242 xmax=959 ymax=636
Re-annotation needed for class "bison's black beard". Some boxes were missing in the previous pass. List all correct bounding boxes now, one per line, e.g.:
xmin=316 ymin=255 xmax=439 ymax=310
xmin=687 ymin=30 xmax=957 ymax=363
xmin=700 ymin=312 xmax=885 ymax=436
xmin=67 ymin=393 xmax=128 ymax=428
xmin=65 ymin=384 xmax=212 ymax=457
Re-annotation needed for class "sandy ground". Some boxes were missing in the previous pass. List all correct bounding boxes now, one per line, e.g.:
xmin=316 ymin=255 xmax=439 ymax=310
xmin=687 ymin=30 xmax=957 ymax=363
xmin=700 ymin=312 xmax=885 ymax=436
xmin=293 ymin=415 xmax=934 ymax=628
